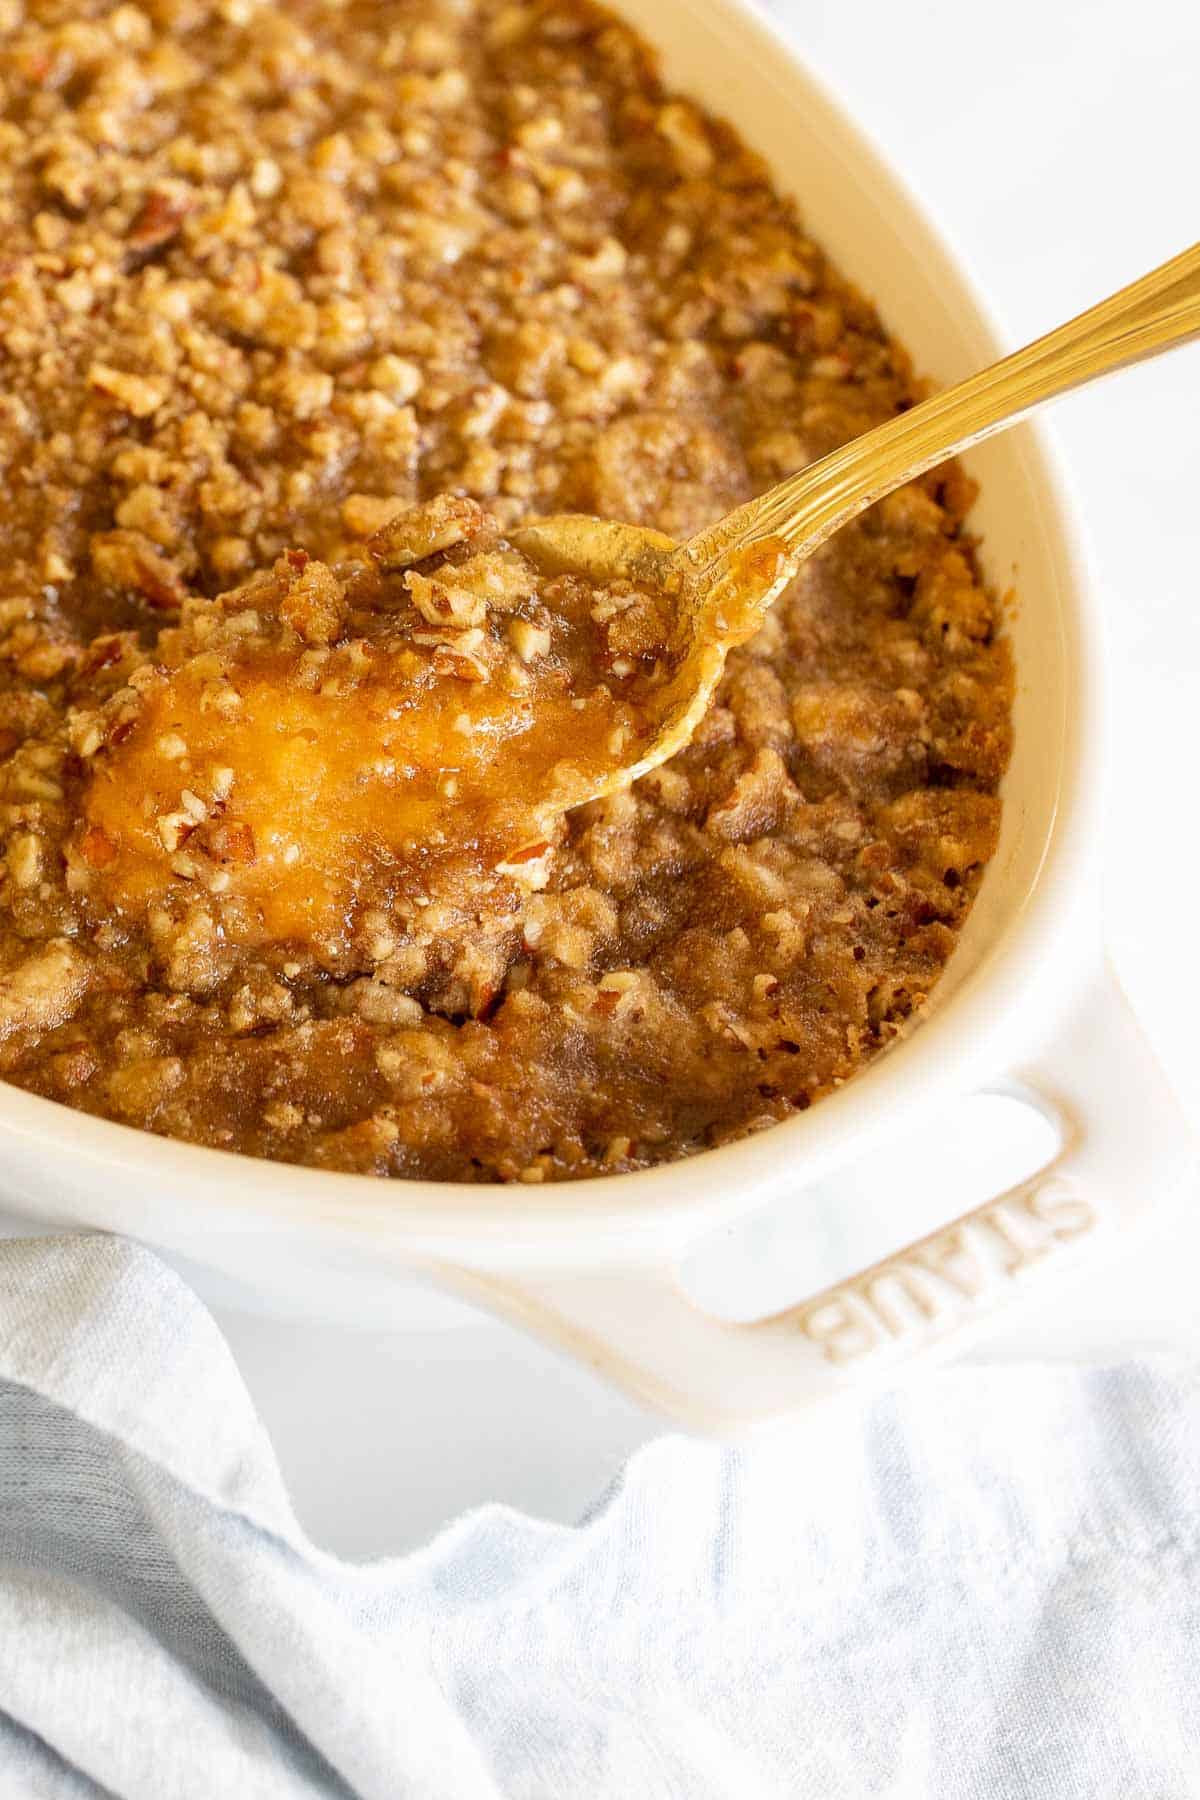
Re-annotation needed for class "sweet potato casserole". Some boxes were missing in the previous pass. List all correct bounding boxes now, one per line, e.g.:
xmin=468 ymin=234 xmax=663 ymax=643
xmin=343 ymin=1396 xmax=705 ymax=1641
xmin=0 ymin=0 xmax=1012 ymax=1181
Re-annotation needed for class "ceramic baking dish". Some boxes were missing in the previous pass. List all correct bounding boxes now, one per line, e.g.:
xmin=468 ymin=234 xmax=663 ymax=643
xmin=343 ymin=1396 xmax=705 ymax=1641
xmin=1 ymin=0 xmax=1192 ymax=1430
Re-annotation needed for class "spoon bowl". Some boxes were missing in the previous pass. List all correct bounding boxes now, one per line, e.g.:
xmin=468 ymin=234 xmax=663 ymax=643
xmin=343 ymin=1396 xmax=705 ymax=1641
xmin=509 ymin=515 xmax=796 ymax=797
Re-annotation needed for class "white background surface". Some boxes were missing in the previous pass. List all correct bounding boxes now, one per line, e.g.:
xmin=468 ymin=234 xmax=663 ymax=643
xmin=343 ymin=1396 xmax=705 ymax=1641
xmin=11 ymin=0 xmax=1200 ymax=1558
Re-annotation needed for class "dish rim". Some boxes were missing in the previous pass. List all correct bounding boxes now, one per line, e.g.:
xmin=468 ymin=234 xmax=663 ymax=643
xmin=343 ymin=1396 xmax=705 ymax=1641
xmin=0 ymin=0 xmax=1106 ymax=1261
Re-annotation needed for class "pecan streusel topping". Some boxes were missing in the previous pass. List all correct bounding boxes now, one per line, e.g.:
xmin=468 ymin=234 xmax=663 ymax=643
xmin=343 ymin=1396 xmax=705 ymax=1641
xmin=0 ymin=0 xmax=1011 ymax=1181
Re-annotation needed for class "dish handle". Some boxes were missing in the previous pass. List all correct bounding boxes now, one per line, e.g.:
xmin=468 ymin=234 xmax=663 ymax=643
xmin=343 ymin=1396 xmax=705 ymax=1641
xmin=442 ymin=963 xmax=1195 ymax=1433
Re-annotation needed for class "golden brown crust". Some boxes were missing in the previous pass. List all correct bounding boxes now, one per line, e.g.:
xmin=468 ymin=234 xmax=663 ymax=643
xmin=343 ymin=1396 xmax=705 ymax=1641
xmin=0 ymin=0 xmax=1012 ymax=1181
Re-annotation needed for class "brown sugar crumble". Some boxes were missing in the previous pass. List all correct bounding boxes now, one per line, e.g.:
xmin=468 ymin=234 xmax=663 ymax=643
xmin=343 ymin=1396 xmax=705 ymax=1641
xmin=0 ymin=0 xmax=1012 ymax=1182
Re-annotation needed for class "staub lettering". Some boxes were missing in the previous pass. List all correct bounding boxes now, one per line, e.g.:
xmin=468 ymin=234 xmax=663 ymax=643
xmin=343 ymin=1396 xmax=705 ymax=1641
xmin=798 ymin=1178 xmax=1096 ymax=1365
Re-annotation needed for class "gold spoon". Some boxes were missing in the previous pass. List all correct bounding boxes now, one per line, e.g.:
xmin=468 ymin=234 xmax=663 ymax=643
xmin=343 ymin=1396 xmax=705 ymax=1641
xmin=511 ymin=239 xmax=1200 ymax=806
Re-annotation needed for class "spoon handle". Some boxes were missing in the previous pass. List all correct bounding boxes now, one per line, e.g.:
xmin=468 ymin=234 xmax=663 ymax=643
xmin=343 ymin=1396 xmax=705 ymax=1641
xmin=686 ymin=239 xmax=1200 ymax=571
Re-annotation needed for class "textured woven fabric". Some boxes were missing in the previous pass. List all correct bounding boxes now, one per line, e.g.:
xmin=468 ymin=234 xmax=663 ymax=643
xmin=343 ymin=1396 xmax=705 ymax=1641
xmin=0 ymin=1234 xmax=1197 ymax=1798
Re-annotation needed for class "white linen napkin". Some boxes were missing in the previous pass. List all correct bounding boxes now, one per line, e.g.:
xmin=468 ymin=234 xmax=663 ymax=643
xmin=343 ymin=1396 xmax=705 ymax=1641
xmin=0 ymin=1233 xmax=1196 ymax=1799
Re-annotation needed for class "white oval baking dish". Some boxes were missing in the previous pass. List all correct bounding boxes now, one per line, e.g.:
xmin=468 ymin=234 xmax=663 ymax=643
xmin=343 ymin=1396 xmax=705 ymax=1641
xmin=1 ymin=0 xmax=1192 ymax=1429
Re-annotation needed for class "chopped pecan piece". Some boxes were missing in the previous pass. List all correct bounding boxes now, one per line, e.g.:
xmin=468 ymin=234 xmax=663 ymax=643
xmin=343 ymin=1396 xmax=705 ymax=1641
xmin=90 ymin=532 xmax=186 ymax=610
xmin=368 ymin=495 xmax=492 ymax=571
